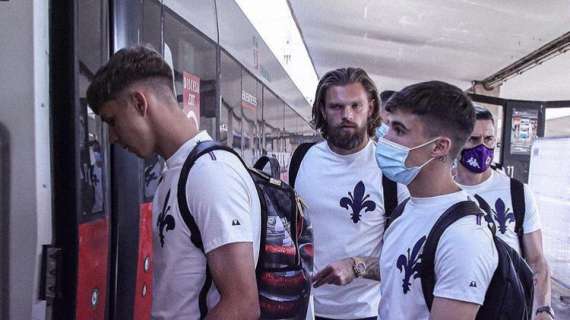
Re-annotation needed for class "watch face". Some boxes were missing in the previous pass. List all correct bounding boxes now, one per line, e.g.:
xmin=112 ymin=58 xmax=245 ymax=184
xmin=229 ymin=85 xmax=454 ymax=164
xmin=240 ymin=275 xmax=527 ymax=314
xmin=355 ymin=262 xmax=366 ymax=274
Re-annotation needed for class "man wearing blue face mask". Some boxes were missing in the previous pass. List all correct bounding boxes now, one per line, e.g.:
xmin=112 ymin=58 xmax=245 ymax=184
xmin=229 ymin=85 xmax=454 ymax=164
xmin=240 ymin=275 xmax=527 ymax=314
xmin=375 ymin=81 xmax=498 ymax=320
xmin=455 ymin=107 xmax=553 ymax=320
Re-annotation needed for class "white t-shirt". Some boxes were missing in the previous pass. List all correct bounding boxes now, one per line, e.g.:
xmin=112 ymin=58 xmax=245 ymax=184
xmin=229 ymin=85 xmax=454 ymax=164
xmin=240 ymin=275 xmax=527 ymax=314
xmin=295 ymin=141 xmax=409 ymax=318
xmin=151 ymin=131 xmax=261 ymax=320
xmin=456 ymin=170 xmax=542 ymax=255
xmin=379 ymin=191 xmax=498 ymax=320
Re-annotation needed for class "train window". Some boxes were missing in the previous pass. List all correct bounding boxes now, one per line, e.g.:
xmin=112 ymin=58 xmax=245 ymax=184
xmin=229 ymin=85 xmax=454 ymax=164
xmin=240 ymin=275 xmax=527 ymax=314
xmin=262 ymin=88 xmax=284 ymax=156
xmin=142 ymin=0 xmax=162 ymax=52
xmin=78 ymin=0 xmax=109 ymax=216
xmin=241 ymin=70 xmax=262 ymax=165
xmin=163 ymin=0 xmax=218 ymax=42
xmin=545 ymin=107 xmax=570 ymax=137
xmin=164 ymin=7 xmax=218 ymax=139
xmin=141 ymin=0 xmax=165 ymax=201
xmin=220 ymin=52 xmax=243 ymax=151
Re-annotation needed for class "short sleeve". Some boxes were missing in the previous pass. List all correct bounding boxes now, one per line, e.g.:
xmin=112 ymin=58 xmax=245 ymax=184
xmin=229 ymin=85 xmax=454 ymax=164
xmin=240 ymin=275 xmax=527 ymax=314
xmin=522 ymin=184 xmax=542 ymax=234
xmin=433 ymin=218 xmax=498 ymax=305
xmin=185 ymin=157 xmax=255 ymax=254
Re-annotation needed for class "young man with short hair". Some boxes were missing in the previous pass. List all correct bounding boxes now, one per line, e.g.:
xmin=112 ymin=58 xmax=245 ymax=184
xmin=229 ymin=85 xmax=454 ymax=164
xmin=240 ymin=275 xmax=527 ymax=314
xmin=455 ymin=107 xmax=553 ymax=320
xmin=86 ymin=46 xmax=261 ymax=320
xmin=292 ymin=67 xmax=408 ymax=319
xmin=376 ymin=81 xmax=498 ymax=320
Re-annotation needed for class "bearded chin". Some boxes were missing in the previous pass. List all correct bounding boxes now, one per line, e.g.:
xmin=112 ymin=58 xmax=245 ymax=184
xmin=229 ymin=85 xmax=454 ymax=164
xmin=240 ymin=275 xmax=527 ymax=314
xmin=327 ymin=125 xmax=367 ymax=151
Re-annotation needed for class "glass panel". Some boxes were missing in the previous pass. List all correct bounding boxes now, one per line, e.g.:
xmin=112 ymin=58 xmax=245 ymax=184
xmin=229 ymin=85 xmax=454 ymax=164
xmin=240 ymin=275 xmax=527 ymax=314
xmin=262 ymin=88 xmax=283 ymax=155
xmin=142 ymin=0 xmax=162 ymax=52
xmin=545 ymin=107 xmax=570 ymax=137
xmin=142 ymin=0 xmax=165 ymax=200
xmin=164 ymin=9 xmax=218 ymax=138
xmin=220 ymin=52 xmax=242 ymax=151
xmin=241 ymin=70 xmax=262 ymax=165
xmin=78 ymin=0 xmax=109 ymax=216
xmin=163 ymin=0 xmax=217 ymax=41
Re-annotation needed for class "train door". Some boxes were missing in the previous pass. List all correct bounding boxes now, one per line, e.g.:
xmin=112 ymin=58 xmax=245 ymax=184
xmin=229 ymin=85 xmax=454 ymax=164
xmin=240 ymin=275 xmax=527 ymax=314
xmin=51 ymin=1 xmax=112 ymax=319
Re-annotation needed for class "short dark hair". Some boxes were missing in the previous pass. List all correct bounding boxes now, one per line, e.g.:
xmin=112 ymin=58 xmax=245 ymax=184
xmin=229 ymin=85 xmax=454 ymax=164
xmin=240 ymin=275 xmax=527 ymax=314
xmin=380 ymin=90 xmax=397 ymax=104
xmin=474 ymin=105 xmax=494 ymax=123
xmin=86 ymin=46 xmax=174 ymax=113
xmin=311 ymin=67 xmax=381 ymax=139
xmin=384 ymin=80 xmax=475 ymax=159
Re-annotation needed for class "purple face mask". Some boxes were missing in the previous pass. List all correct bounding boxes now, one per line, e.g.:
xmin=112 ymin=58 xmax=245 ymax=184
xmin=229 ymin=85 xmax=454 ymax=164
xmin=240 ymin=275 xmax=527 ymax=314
xmin=460 ymin=144 xmax=494 ymax=173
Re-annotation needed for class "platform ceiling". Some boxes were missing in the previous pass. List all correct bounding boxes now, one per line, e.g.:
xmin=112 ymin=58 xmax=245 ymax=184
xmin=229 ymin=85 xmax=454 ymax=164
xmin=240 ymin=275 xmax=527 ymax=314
xmin=289 ymin=0 xmax=570 ymax=97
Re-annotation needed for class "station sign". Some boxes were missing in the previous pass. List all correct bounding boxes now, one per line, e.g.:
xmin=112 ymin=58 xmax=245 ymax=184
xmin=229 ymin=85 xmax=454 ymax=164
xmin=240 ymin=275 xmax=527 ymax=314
xmin=183 ymin=71 xmax=200 ymax=129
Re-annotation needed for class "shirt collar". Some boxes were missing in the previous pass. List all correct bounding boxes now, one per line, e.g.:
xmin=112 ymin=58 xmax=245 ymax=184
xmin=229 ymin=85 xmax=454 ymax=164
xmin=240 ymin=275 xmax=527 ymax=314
xmin=165 ymin=131 xmax=212 ymax=169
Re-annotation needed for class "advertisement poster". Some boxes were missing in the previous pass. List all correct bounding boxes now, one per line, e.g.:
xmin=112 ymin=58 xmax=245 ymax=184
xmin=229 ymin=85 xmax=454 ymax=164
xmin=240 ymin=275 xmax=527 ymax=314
xmin=241 ymin=90 xmax=258 ymax=111
xmin=183 ymin=71 xmax=200 ymax=129
xmin=510 ymin=108 xmax=538 ymax=155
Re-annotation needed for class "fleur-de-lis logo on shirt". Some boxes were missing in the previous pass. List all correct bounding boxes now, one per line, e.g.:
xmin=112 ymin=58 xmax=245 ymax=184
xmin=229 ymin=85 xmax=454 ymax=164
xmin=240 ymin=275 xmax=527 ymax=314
xmin=492 ymin=198 xmax=515 ymax=234
xmin=157 ymin=189 xmax=176 ymax=247
xmin=396 ymin=236 xmax=426 ymax=294
xmin=339 ymin=181 xmax=377 ymax=223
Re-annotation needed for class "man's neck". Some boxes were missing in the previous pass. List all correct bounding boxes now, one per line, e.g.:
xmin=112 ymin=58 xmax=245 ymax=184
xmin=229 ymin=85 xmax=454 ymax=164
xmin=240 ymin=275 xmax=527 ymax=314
xmin=327 ymin=136 xmax=369 ymax=155
xmin=408 ymin=162 xmax=461 ymax=198
xmin=454 ymin=165 xmax=492 ymax=186
xmin=155 ymin=108 xmax=199 ymax=160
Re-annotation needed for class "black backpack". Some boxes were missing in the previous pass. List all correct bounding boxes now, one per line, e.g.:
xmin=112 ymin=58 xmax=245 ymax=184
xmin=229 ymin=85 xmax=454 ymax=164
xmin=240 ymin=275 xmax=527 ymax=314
xmin=288 ymin=142 xmax=399 ymax=217
xmin=177 ymin=141 xmax=313 ymax=319
xmin=387 ymin=200 xmax=534 ymax=320
xmin=474 ymin=178 xmax=527 ymax=258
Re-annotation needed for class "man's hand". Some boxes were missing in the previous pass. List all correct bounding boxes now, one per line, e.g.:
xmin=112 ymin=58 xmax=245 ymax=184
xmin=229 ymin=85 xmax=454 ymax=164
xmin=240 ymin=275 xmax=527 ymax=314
xmin=312 ymin=258 xmax=355 ymax=288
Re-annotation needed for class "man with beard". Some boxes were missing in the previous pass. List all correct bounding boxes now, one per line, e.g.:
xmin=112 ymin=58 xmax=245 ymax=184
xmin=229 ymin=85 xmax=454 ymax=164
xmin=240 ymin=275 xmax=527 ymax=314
xmin=289 ymin=68 xmax=408 ymax=320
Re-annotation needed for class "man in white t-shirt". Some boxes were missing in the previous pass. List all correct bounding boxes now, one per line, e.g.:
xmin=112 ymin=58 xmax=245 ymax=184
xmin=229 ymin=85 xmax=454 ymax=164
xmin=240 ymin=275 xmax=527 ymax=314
xmin=86 ymin=46 xmax=261 ymax=319
xmin=375 ymin=81 xmax=498 ymax=320
xmin=293 ymin=68 xmax=408 ymax=320
xmin=454 ymin=107 xmax=553 ymax=320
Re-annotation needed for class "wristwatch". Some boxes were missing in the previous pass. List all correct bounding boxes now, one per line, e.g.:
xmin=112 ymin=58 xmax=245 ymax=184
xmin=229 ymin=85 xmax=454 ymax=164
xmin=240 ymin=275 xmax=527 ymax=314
xmin=351 ymin=257 xmax=366 ymax=278
xmin=536 ymin=305 xmax=555 ymax=319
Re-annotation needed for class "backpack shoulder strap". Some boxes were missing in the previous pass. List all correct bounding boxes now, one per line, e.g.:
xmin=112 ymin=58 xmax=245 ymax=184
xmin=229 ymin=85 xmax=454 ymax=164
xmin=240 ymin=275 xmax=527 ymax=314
xmin=385 ymin=197 xmax=410 ymax=230
xmin=176 ymin=140 xmax=244 ymax=319
xmin=177 ymin=140 xmax=245 ymax=251
xmin=253 ymin=155 xmax=280 ymax=179
xmin=510 ymin=178 xmax=526 ymax=258
xmin=421 ymin=201 xmax=483 ymax=310
xmin=473 ymin=194 xmax=497 ymax=235
xmin=382 ymin=176 xmax=398 ymax=218
xmin=288 ymin=142 xmax=316 ymax=188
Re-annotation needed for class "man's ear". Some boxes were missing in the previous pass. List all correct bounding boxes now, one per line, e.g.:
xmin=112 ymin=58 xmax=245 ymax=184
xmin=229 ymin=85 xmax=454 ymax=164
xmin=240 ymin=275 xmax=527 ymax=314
xmin=432 ymin=137 xmax=452 ymax=159
xmin=320 ymin=105 xmax=327 ymax=121
xmin=368 ymin=99 xmax=375 ymax=118
xmin=130 ymin=90 xmax=149 ymax=117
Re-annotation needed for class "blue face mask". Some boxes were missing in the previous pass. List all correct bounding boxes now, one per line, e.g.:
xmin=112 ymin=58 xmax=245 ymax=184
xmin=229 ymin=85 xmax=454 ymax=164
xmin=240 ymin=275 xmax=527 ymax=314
xmin=376 ymin=122 xmax=390 ymax=139
xmin=375 ymin=137 xmax=439 ymax=185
